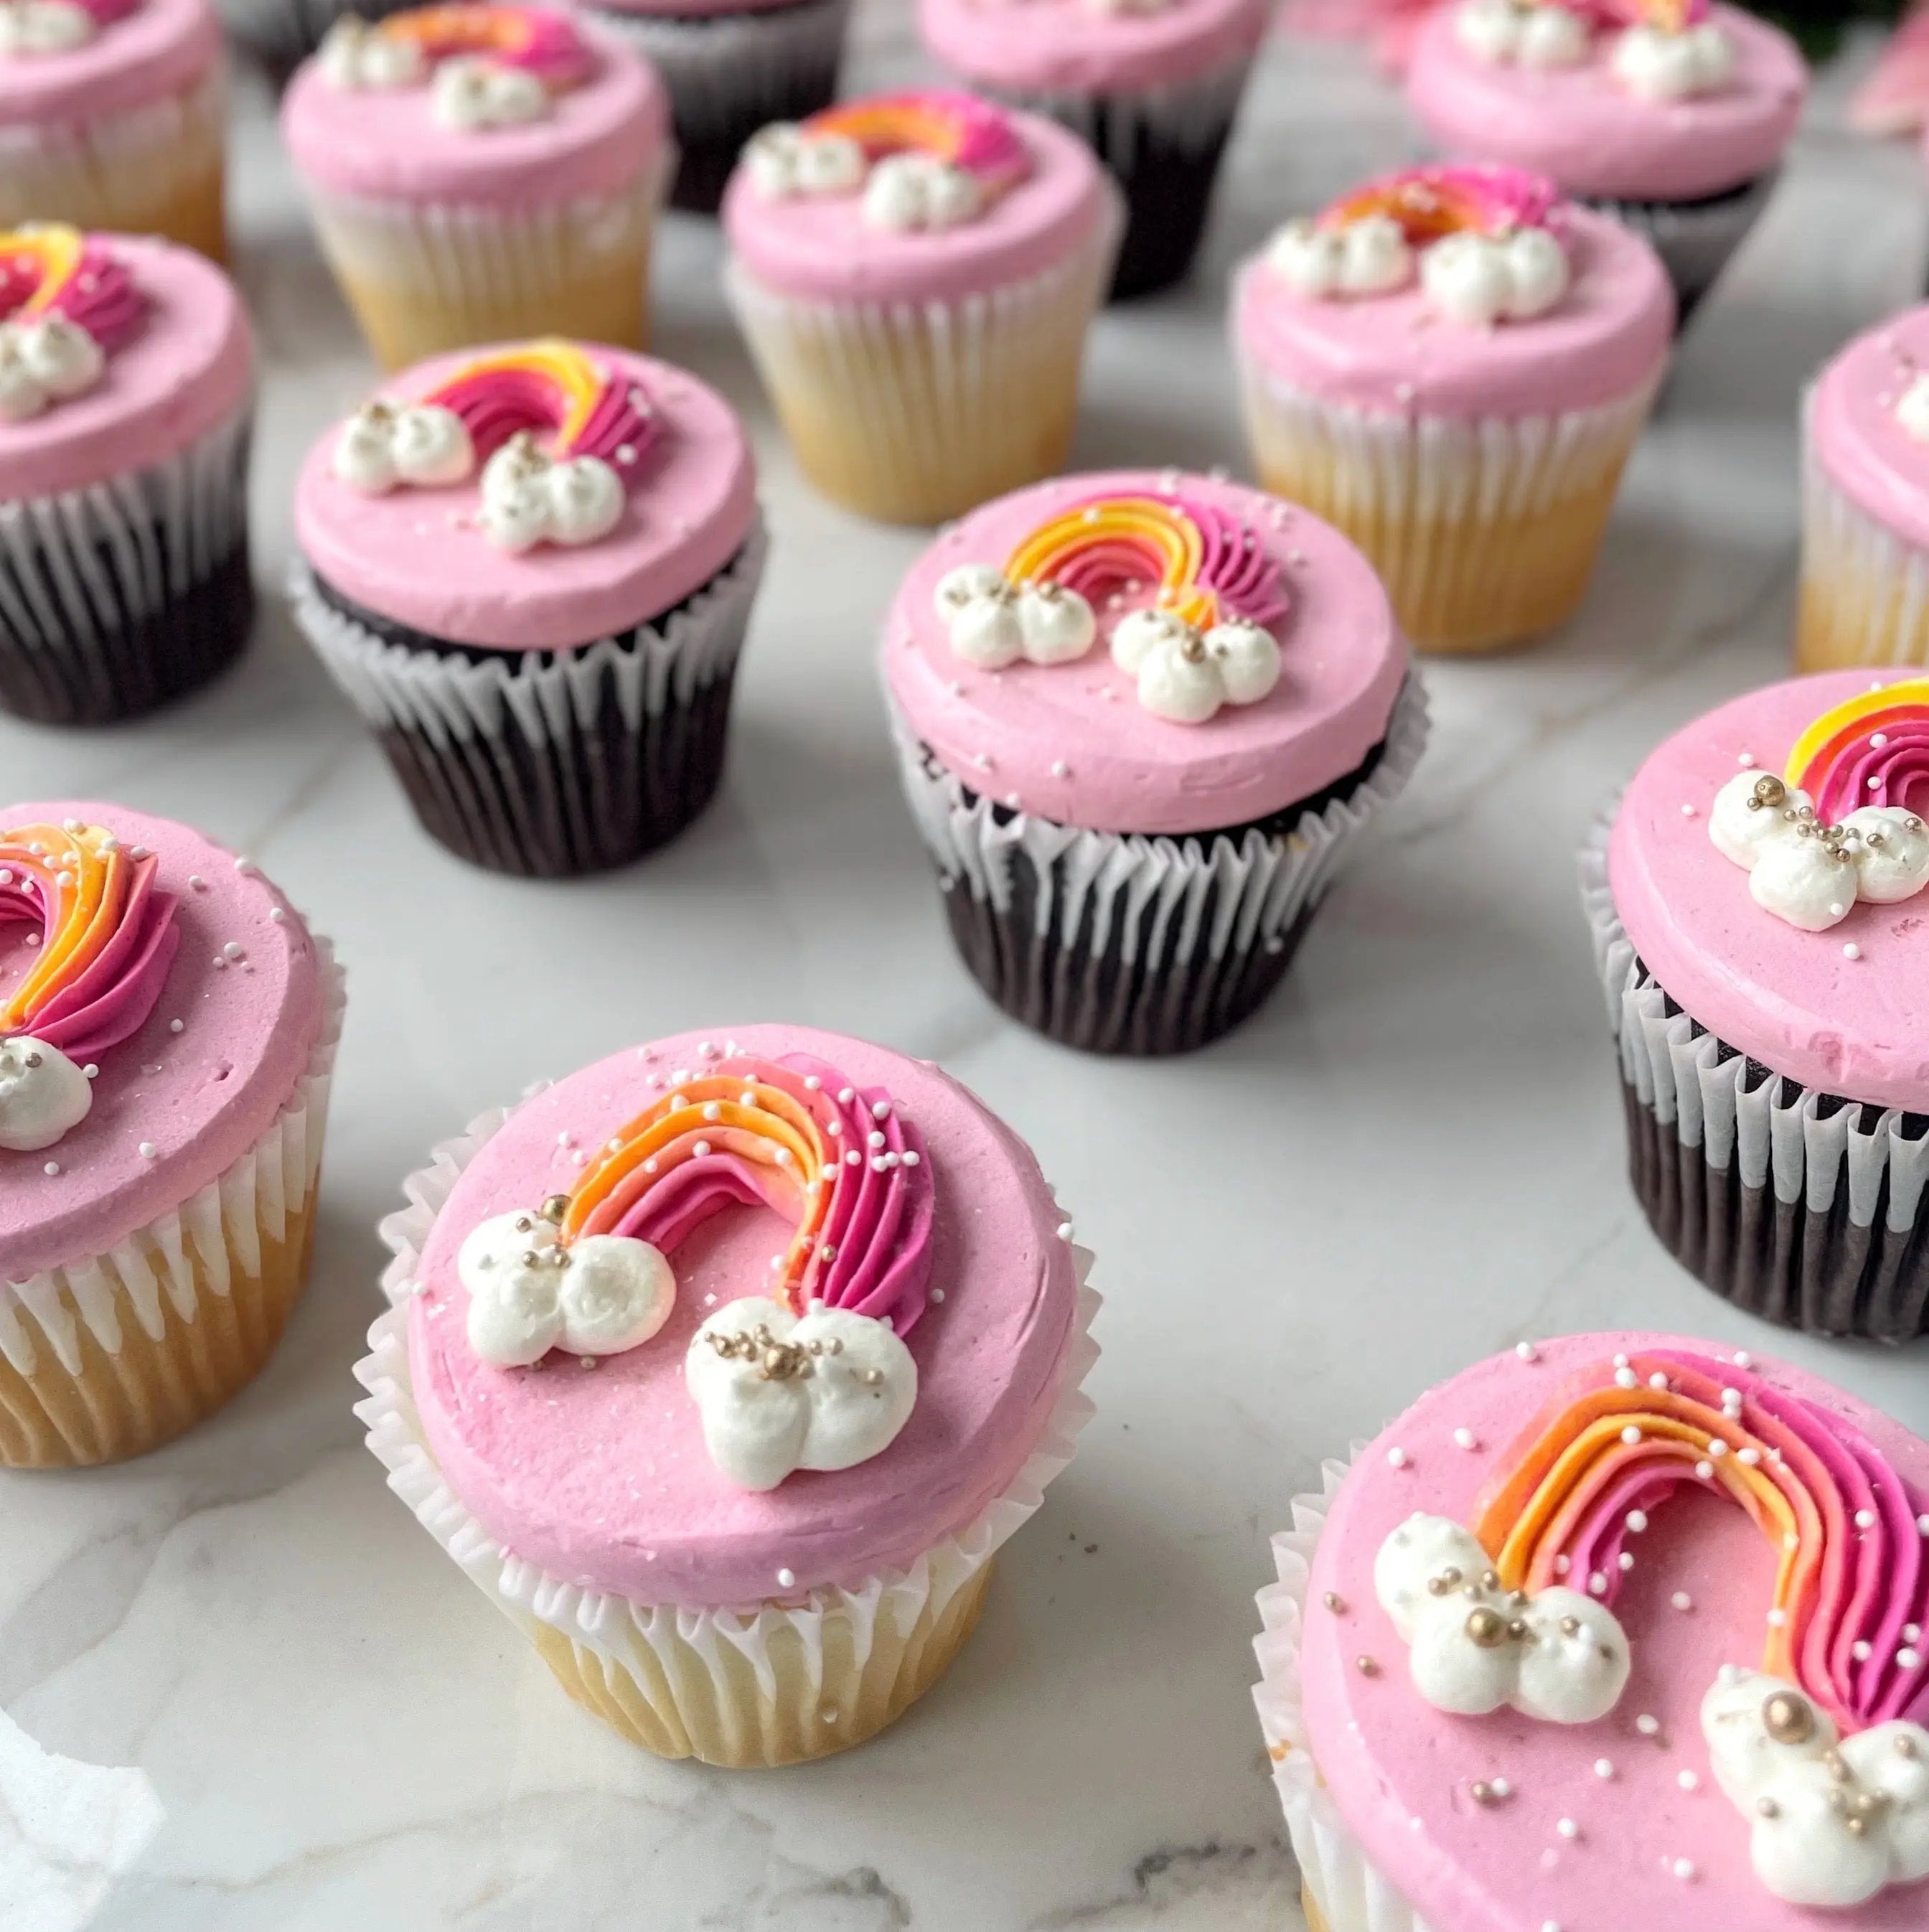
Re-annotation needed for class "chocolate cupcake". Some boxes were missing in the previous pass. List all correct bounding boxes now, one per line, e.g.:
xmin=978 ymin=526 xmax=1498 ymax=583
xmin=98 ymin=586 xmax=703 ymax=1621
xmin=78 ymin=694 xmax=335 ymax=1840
xmin=0 ymin=228 xmax=255 ymax=725
xmin=883 ymin=469 xmax=1425 ymax=1054
xmin=290 ymin=337 xmax=764 ymax=876
xmin=1585 ymin=672 xmax=1929 ymax=1340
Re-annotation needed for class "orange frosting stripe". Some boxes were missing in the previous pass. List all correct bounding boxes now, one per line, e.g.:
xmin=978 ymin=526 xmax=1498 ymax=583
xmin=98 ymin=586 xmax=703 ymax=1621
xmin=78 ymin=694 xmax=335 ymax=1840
xmin=0 ymin=822 xmax=126 ymax=1031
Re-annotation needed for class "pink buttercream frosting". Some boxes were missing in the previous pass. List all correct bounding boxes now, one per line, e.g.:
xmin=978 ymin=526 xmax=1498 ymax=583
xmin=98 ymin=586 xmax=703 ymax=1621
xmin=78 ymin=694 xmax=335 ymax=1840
xmin=1406 ymin=4 xmax=1805 ymax=204
xmin=1236 ymin=202 xmax=1673 ymax=418
xmin=919 ymin=0 xmax=1269 ymax=98
xmin=405 ymin=1024 xmax=1083 ymax=1610
xmin=1297 ymin=1332 xmax=1929 ymax=1932
xmin=0 ymin=0 xmax=217 ymax=130
xmin=1609 ymin=672 xmax=1929 ymax=1112
xmin=1808 ymin=303 xmax=1929 ymax=555
xmin=883 ymin=469 xmax=1408 ymax=837
xmin=722 ymin=102 xmax=1113 ymax=307
xmin=280 ymin=13 xmax=667 ymax=208
xmin=293 ymin=344 xmax=757 ymax=652
xmin=0 ymin=803 xmax=327 ymax=1285
xmin=0 ymin=235 xmax=251 ymax=505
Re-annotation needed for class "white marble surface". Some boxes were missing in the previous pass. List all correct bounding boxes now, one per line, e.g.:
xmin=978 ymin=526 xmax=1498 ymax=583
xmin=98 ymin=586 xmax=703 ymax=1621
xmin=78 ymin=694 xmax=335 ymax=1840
xmin=4 ymin=13 xmax=1929 ymax=1931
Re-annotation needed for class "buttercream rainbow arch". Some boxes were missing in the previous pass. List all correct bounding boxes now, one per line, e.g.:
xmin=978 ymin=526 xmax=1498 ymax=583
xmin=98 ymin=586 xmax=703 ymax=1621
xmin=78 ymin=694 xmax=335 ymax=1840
xmin=1006 ymin=490 xmax=1291 ymax=635
xmin=1783 ymin=676 xmax=1929 ymax=826
xmin=371 ymin=3 xmax=590 ymax=84
xmin=0 ymin=225 xmax=145 ymax=350
xmin=1468 ymin=1346 xmax=1928 ymax=1733
xmin=1320 ymin=164 xmax=1562 ymax=245
xmin=802 ymin=92 xmax=1031 ymax=200
xmin=420 ymin=337 xmax=659 ymax=477
xmin=0 ymin=820 xmax=180 ymax=1153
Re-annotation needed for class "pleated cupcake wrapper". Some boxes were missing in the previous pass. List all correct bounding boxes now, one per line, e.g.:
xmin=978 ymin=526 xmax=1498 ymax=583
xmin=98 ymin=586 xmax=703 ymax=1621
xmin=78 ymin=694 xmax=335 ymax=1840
xmin=0 ymin=945 xmax=344 ymax=1463
xmin=1797 ymin=441 xmax=1929 ymax=673
xmin=1236 ymin=360 xmax=1661 ymax=653
xmin=888 ymin=674 xmax=1428 ymax=1055
xmin=1252 ymin=1453 xmax=1436 ymax=1932
xmin=354 ymin=1099 xmax=1100 ymax=1763
xmin=306 ymin=159 xmax=670 ymax=368
xmin=587 ymin=0 xmax=848 ymax=210
xmin=725 ymin=207 xmax=1120 ymax=525
xmin=1582 ymin=825 xmax=1929 ymax=1341
xmin=0 ymin=403 xmax=254 ymax=725
xmin=1580 ymin=169 xmax=1777 ymax=325
xmin=0 ymin=66 xmax=225 ymax=251
xmin=288 ymin=517 xmax=765 ymax=875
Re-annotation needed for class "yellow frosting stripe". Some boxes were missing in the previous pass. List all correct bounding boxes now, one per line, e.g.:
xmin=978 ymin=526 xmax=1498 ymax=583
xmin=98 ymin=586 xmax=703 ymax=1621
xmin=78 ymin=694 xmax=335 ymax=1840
xmin=1783 ymin=676 xmax=1929 ymax=788
xmin=1007 ymin=496 xmax=1218 ymax=631
xmin=0 ymin=224 xmax=83 ymax=317
xmin=0 ymin=822 xmax=121 ymax=1030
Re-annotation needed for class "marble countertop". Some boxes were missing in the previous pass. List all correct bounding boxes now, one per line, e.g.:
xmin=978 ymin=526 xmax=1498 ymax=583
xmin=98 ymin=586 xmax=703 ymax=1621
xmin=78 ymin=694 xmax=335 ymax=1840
xmin=5 ymin=11 xmax=1928 ymax=1931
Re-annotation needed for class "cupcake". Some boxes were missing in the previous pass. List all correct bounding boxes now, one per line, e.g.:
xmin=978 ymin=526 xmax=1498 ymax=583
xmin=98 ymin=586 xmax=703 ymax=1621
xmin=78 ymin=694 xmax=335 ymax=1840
xmin=0 ymin=228 xmax=255 ymax=725
xmin=0 ymin=0 xmax=227 ymax=262
xmin=883 ymin=469 xmax=1426 ymax=1054
xmin=1254 ymin=1332 xmax=1929 ymax=1932
xmin=1584 ymin=672 xmax=1929 ymax=1341
xmin=357 ymin=1024 xmax=1099 ymax=1767
xmin=281 ymin=5 xmax=672 ymax=371
xmin=291 ymin=337 xmax=764 ymax=876
xmin=0 ymin=805 xmax=342 ymax=1468
xmin=568 ymin=0 xmax=850 ymax=215
xmin=722 ymin=92 xmax=1120 ymax=526
xmin=917 ymin=0 xmax=1269 ymax=300
xmin=1234 ymin=167 xmax=1673 ymax=657
xmin=1799 ymin=306 xmax=1929 ymax=675
xmin=1406 ymin=2 xmax=1806 ymax=324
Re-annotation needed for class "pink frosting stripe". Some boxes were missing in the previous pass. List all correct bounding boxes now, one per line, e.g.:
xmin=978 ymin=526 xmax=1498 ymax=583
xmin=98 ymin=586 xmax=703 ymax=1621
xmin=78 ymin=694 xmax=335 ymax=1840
xmin=1608 ymin=672 xmax=1929 ymax=1113
xmin=0 ymin=230 xmax=146 ymax=351
xmin=1405 ymin=3 xmax=1806 ymax=204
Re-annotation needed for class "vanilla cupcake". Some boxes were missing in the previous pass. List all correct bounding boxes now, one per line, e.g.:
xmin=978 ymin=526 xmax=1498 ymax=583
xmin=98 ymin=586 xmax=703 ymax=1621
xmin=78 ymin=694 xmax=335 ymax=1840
xmin=1234 ymin=166 xmax=1672 ymax=655
xmin=722 ymin=90 xmax=1120 ymax=525
xmin=360 ymin=1024 xmax=1099 ymax=1765
xmin=1 ymin=805 xmax=341 ymax=1467
xmin=282 ymin=4 xmax=671 ymax=370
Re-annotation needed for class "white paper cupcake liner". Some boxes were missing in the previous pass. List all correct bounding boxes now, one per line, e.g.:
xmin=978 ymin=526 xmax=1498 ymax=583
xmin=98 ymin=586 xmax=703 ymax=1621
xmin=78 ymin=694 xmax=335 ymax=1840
xmin=1253 ymin=1452 xmax=1436 ymax=1932
xmin=353 ymin=1097 xmax=1100 ymax=1760
xmin=725 ymin=206 xmax=1121 ymax=524
xmin=0 ymin=945 xmax=343 ymax=1466
xmin=888 ymin=672 xmax=1428 ymax=1054
xmin=1236 ymin=355 xmax=1662 ymax=652
xmin=1797 ymin=442 xmax=1929 ymax=672
xmin=0 ymin=67 xmax=225 ymax=250
xmin=1581 ymin=169 xmax=1778 ymax=324
xmin=1581 ymin=825 xmax=1929 ymax=1339
xmin=585 ymin=0 xmax=849 ymax=210
xmin=306 ymin=161 xmax=670 ymax=370
xmin=288 ymin=517 xmax=766 ymax=875
xmin=0 ymin=403 xmax=254 ymax=724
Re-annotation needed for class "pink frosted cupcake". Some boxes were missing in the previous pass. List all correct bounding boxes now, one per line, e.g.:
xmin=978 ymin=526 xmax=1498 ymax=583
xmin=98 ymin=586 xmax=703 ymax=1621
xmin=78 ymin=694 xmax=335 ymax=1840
xmin=357 ymin=1023 xmax=1099 ymax=1766
xmin=282 ymin=4 xmax=672 ymax=370
xmin=1255 ymin=1332 xmax=1929 ymax=1932
xmin=568 ymin=0 xmax=850 ymax=215
xmin=1585 ymin=671 xmax=1929 ymax=1340
xmin=723 ymin=91 xmax=1119 ymax=525
xmin=1234 ymin=166 xmax=1672 ymax=655
xmin=1 ymin=228 xmax=256 ymax=724
xmin=883 ymin=469 xmax=1425 ymax=1054
xmin=1 ymin=804 xmax=342 ymax=1468
xmin=291 ymin=337 xmax=764 ymax=876
xmin=917 ymin=0 xmax=1269 ymax=299
xmin=1799 ymin=306 xmax=1929 ymax=675
xmin=0 ymin=0 xmax=226 ymax=261
xmin=1407 ymin=2 xmax=1806 ymax=322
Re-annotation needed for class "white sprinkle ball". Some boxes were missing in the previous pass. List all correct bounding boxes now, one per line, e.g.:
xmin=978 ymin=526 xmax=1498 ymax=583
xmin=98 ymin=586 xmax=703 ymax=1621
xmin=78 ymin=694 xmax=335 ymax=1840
xmin=1620 ymin=1425 xmax=1642 ymax=1446
xmin=1636 ymin=1715 xmax=1660 ymax=1737
xmin=1672 ymin=1592 xmax=1693 ymax=1612
xmin=1626 ymin=1510 xmax=1648 ymax=1534
xmin=1516 ymin=1342 xmax=1538 ymax=1362
xmin=776 ymin=1568 xmax=796 ymax=1588
xmin=1678 ymin=1771 xmax=1699 ymax=1792
xmin=1594 ymin=1759 xmax=1615 ymax=1780
xmin=42 ymin=1161 xmax=58 ymax=1176
xmin=1387 ymin=1447 xmax=1408 ymax=1470
xmin=1452 ymin=1427 xmax=1478 ymax=1451
xmin=138 ymin=1142 xmax=157 ymax=1158
xmin=1844 ymin=943 xmax=1862 ymax=961
xmin=1556 ymin=1818 xmax=1578 ymax=1841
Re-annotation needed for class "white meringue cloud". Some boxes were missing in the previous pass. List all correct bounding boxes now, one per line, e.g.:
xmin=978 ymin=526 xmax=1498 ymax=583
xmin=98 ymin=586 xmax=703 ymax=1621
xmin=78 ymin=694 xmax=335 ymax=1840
xmin=332 ymin=401 xmax=476 ymax=495
xmin=685 ymin=1298 xmax=918 ymax=1492
xmin=1267 ymin=215 xmax=1414 ymax=301
xmin=316 ymin=16 xmax=427 ymax=90
xmin=478 ymin=436 xmax=626 ymax=553
xmin=431 ymin=55 xmax=550 ymax=131
xmin=0 ymin=0 xmax=94 ymax=55
xmin=862 ymin=152 xmax=982 ymax=233
xmin=1109 ymin=609 xmax=1282 ymax=724
xmin=1709 ymin=770 xmax=1929 ymax=932
xmin=1375 ymin=1512 xmax=1631 ymax=1725
xmin=1420 ymin=227 xmax=1571 ymax=326
xmin=0 ymin=314 xmax=105 ymax=423
xmin=742 ymin=123 xmax=867 ymax=200
xmin=459 ymin=1210 xmax=676 ymax=1368
xmin=1613 ymin=21 xmax=1736 ymax=100
xmin=1702 ymin=1667 xmax=1929 ymax=1909
xmin=0 ymin=1037 xmax=92 ymax=1153
xmin=934 ymin=566 xmax=1099 ymax=670
xmin=1454 ymin=0 xmax=1591 ymax=70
